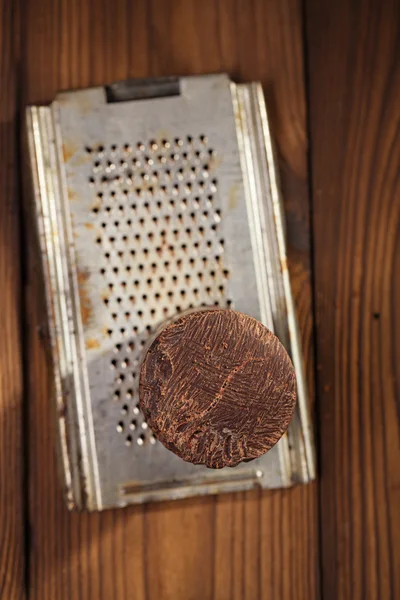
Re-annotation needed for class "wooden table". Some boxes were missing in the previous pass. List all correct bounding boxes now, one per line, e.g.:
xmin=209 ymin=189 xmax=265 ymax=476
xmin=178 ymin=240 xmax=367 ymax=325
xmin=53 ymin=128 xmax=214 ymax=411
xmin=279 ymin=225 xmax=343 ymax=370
xmin=0 ymin=1 xmax=398 ymax=598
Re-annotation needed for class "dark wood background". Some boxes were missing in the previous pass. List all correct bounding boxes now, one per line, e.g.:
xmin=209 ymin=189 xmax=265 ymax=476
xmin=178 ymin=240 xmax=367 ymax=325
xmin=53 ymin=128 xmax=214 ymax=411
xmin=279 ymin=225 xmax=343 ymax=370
xmin=0 ymin=0 xmax=398 ymax=598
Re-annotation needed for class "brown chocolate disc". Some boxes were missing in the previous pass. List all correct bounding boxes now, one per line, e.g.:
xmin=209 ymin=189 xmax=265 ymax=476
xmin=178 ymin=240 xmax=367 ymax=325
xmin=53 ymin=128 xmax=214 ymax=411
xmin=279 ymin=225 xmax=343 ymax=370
xmin=139 ymin=309 xmax=297 ymax=468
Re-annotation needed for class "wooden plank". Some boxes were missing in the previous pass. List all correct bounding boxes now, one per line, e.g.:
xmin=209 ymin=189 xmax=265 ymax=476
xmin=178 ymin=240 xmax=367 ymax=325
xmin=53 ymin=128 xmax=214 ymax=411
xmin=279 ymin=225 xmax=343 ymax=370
xmin=0 ymin=0 xmax=25 ymax=598
xmin=23 ymin=1 xmax=318 ymax=598
xmin=306 ymin=1 xmax=400 ymax=598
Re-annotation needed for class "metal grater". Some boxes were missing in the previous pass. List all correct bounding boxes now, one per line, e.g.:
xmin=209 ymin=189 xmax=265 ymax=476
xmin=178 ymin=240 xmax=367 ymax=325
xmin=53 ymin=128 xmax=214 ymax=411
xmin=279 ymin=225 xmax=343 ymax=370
xmin=26 ymin=74 xmax=315 ymax=511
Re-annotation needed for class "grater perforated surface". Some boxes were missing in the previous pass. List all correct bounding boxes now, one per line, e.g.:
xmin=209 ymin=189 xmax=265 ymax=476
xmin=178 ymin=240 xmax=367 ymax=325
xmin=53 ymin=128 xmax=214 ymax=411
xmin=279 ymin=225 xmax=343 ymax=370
xmin=87 ymin=135 xmax=232 ymax=448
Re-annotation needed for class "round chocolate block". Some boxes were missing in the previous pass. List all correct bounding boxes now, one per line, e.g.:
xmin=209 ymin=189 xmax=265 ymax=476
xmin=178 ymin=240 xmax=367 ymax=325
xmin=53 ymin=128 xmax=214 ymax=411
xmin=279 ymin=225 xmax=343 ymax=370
xmin=139 ymin=309 xmax=297 ymax=468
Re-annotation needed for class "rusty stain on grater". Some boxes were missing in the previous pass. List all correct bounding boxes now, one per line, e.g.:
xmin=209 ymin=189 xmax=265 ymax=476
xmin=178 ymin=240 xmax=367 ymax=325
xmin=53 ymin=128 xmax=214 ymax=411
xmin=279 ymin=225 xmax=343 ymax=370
xmin=26 ymin=74 xmax=315 ymax=511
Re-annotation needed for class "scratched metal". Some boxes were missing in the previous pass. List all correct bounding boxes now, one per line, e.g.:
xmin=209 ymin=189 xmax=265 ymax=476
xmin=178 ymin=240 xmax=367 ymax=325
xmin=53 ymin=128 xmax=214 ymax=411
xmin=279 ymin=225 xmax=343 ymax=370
xmin=26 ymin=74 xmax=315 ymax=511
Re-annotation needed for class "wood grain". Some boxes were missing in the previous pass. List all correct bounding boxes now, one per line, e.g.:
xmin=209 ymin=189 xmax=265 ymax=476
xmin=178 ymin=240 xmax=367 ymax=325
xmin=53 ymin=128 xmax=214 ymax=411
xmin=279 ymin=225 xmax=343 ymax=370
xmin=0 ymin=0 xmax=25 ymax=598
xmin=306 ymin=0 xmax=400 ymax=598
xmin=22 ymin=0 xmax=317 ymax=598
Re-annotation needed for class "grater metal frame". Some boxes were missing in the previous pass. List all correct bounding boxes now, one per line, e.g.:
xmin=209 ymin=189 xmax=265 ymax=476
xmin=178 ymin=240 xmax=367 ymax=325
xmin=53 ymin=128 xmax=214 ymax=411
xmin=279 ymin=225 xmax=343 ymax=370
xmin=26 ymin=74 xmax=315 ymax=511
